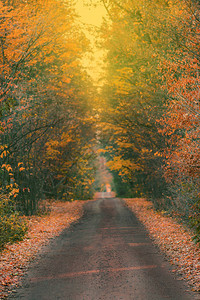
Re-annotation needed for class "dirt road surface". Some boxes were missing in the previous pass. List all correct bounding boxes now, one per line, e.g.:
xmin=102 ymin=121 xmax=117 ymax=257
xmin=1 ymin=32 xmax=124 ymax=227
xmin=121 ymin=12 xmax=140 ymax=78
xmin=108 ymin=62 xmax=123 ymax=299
xmin=10 ymin=198 xmax=195 ymax=300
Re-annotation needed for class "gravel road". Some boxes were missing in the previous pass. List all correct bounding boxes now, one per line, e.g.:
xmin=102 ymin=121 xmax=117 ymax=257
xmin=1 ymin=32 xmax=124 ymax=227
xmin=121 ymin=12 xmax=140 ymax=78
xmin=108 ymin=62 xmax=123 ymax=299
xmin=10 ymin=198 xmax=194 ymax=300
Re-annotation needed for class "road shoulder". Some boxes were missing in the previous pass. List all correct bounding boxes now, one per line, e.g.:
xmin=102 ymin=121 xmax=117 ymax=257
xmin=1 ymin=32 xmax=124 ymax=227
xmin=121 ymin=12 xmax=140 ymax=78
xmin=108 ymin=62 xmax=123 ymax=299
xmin=0 ymin=200 xmax=87 ymax=299
xmin=125 ymin=198 xmax=200 ymax=297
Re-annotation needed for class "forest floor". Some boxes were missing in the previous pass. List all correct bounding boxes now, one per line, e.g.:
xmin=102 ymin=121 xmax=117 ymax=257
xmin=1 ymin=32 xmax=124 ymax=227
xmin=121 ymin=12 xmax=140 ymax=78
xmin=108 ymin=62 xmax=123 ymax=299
xmin=0 ymin=200 xmax=86 ymax=299
xmin=6 ymin=197 xmax=195 ymax=300
xmin=125 ymin=198 xmax=200 ymax=295
xmin=1 ymin=198 xmax=200 ymax=299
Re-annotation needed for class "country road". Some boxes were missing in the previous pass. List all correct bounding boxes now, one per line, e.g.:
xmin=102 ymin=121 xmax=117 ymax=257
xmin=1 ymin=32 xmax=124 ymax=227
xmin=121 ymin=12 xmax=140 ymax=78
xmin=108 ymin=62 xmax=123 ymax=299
xmin=10 ymin=197 xmax=194 ymax=300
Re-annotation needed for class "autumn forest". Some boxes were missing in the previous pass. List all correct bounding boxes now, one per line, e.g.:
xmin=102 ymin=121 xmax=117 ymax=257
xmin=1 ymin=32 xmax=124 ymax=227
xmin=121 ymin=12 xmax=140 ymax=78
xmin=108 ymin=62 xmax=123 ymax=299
xmin=0 ymin=0 xmax=199 ymax=252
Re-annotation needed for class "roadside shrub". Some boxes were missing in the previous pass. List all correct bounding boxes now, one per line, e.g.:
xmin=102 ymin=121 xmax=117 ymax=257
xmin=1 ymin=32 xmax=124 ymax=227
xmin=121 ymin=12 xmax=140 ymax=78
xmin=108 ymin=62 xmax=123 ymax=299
xmin=0 ymin=195 xmax=27 ymax=250
xmin=190 ymin=197 xmax=200 ymax=244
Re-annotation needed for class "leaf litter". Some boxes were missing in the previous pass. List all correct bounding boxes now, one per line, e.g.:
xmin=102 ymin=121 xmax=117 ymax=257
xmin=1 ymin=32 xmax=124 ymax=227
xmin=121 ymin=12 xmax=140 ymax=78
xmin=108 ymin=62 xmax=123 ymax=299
xmin=125 ymin=198 xmax=200 ymax=296
xmin=0 ymin=200 xmax=85 ymax=299
xmin=1 ymin=198 xmax=199 ymax=298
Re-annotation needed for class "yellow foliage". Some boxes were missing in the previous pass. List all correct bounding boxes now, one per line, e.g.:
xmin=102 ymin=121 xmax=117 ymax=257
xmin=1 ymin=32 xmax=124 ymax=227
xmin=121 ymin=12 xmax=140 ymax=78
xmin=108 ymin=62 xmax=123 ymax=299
xmin=19 ymin=167 xmax=25 ymax=172
xmin=107 ymin=156 xmax=141 ymax=178
xmin=96 ymin=149 xmax=107 ymax=154
xmin=1 ymin=164 xmax=12 ymax=172
xmin=0 ymin=151 xmax=7 ymax=158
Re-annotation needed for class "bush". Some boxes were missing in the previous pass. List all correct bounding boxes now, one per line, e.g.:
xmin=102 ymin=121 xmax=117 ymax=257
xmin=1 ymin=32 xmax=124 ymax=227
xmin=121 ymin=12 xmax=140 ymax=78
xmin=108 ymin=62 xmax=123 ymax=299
xmin=153 ymin=177 xmax=200 ymax=244
xmin=0 ymin=195 xmax=27 ymax=250
xmin=190 ymin=197 xmax=200 ymax=244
